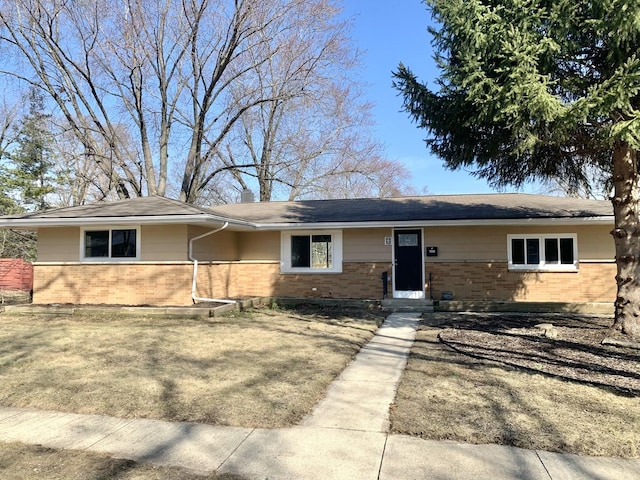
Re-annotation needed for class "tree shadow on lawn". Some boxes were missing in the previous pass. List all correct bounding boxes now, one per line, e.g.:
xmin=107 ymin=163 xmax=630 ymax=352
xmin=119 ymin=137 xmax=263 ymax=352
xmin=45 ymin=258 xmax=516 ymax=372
xmin=0 ymin=442 xmax=243 ymax=480
xmin=264 ymin=303 xmax=387 ymax=327
xmin=395 ymin=324 xmax=639 ymax=458
xmin=421 ymin=313 xmax=640 ymax=396
xmin=0 ymin=309 xmax=381 ymax=429
xmin=127 ymin=319 xmax=378 ymax=426
xmin=212 ymin=306 xmax=383 ymax=350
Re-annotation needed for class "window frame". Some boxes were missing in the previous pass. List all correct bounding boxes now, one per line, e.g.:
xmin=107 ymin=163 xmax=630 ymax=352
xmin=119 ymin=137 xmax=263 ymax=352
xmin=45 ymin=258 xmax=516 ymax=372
xmin=80 ymin=226 xmax=141 ymax=262
xmin=507 ymin=234 xmax=578 ymax=271
xmin=281 ymin=230 xmax=342 ymax=273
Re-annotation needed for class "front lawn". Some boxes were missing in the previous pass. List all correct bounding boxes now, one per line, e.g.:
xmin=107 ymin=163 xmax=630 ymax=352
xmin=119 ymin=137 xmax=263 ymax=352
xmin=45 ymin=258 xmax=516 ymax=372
xmin=0 ymin=305 xmax=382 ymax=428
xmin=0 ymin=442 xmax=243 ymax=480
xmin=390 ymin=313 xmax=640 ymax=458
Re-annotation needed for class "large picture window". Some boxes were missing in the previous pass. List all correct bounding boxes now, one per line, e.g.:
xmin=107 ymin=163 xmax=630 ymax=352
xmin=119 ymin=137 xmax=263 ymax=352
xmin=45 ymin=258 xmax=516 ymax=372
xmin=281 ymin=230 xmax=342 ymax=273
xmin=82 ymin=227 xmax=139 ymax=261
xmin=508 ymin=234 xmax=577 ymax=271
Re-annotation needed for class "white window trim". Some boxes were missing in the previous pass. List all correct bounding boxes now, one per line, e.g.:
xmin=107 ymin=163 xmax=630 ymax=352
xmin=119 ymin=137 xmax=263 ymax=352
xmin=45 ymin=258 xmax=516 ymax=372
xmin=80 ymin=226 xmax=141 ymax=262
xmin=507 ymin=233 xmax=578 ymax=272
xmin=281 ymin=230 xmax=342 ymax=273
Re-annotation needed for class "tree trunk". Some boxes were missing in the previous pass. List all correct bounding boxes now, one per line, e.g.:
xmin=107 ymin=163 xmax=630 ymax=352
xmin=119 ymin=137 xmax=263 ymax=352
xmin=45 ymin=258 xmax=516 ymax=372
xmin=611 ymin=141 xmax=640 ymax=338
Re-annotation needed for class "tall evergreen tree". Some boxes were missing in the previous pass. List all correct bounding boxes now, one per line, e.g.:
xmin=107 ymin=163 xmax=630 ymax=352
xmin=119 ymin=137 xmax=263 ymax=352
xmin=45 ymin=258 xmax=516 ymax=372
xmin=394 ymin=0 xmax=640 ymax=337
xmin=9 ymin=88 xmax=56 ymax=211
xmin=0 ymin=103 xmax=37 ymax=260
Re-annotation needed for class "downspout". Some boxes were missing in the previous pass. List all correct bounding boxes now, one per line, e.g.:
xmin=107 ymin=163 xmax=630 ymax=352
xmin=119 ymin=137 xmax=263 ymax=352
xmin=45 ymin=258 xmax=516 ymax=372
xmin=188 ymin=222 xmax=236 ymax=304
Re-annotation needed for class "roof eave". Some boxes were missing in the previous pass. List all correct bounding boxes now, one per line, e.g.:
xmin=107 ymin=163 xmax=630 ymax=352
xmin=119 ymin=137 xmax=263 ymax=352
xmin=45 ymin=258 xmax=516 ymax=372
xmin=252 ymin=216 xmax=614 ymax=230
xmin=0 ymin=214 xmax=613 ymax=230
xmin=0 ymin=214 xmax=253 ymax=229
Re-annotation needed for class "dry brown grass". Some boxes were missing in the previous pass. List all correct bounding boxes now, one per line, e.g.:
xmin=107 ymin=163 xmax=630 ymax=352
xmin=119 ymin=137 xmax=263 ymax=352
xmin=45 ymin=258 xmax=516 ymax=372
xmin=391 ymin=313 xmax=640 ymax=459
xmin=0 ymin=442 xmax=243 ymax=479
xmin=0 ymin=305 xmax=382 ymax=428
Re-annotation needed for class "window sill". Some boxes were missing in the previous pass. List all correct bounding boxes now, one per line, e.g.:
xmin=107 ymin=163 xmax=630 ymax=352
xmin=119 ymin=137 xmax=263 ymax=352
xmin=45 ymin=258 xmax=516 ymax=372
xmin=80 ymin=257 xmax=140 ymax=263
xmin=280 ymin=268 xmax=343 ymax=274
xmin=508 ymin=265 xmax=578 ymax=273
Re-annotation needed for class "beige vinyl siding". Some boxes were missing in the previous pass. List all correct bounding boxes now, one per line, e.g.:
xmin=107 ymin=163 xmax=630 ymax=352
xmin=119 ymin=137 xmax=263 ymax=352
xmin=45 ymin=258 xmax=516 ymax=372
xmin=343 ymin=228 xmax=392 ymax=262
xmin=188 ymin=225 xmax=238 ymax=261
xmin=36 ymin=227 xmax=80 ymax=262
xmin=575 ymin=225 xmax=615 ymax=260
xmin=425 ymin=224 xmax=614 ymax=262
xmin=140 ymin=224 xmax=188 ymax=261
xmin=34 ymin=222 xmax=614 ymax=266
xmin=237 ymin=231 xmax=280 ymax=261
xmin=425 ymin=226 xmax=508 ymax=262
xmin=37 ymin=225 xmax=189 ymax=262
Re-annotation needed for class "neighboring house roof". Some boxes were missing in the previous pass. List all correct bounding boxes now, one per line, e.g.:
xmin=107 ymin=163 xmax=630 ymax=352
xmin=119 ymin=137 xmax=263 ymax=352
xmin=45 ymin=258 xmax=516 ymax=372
xmin=0 ymin=193 xmax=613 ymax=230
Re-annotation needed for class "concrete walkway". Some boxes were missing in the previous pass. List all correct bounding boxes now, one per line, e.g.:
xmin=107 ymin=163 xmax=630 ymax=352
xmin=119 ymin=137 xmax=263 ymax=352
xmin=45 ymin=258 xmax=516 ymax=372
xmin=1 ymin=313 xmax=639 ymax=479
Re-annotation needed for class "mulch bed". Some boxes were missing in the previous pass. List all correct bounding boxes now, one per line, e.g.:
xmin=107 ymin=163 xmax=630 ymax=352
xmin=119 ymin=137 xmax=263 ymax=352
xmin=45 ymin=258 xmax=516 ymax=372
xmin=432 ymin=314 xmax=640 ymax=396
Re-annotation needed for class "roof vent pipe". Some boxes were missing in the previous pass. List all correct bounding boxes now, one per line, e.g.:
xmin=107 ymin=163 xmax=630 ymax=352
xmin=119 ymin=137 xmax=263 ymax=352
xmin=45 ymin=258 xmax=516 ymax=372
xmin=240 ymin=188 xmax=255 ymax=203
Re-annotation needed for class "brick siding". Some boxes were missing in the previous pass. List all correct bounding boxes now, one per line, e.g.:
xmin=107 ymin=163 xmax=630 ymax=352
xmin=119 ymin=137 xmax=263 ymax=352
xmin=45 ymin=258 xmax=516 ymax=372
xmin=33 ymin=263 xmax=193 ymax=305
xmin=193 ymin=261 xmax=392 ymax=299
xmin=425 ymin=261 xmax=616 ymax=302
xmin=32 ymin=260 xmax=615 ymax=305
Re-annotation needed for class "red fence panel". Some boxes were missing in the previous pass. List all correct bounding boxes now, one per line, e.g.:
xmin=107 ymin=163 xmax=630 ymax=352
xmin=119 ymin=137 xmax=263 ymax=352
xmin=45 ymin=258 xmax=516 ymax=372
xmin=0 ymin=259 xmax=34 ymax=292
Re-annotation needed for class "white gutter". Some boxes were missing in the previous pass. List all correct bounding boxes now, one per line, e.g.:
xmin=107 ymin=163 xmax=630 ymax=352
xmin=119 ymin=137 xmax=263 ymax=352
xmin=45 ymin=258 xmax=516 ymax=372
xmin=188 ymin=222 xmax=236 ymax=305
xmin=249 ymin=216 xmax=615 ymax=230
xmin=0 ymin=212 xmax=613 ymax=231
xmin=0 ymin=214 xmax=254 ymax=229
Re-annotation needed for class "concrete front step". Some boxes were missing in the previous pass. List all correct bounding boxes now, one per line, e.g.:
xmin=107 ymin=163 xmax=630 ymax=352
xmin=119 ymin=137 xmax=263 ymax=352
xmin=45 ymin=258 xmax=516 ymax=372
xmin=381 ymin=299 xmax=434 ymax=313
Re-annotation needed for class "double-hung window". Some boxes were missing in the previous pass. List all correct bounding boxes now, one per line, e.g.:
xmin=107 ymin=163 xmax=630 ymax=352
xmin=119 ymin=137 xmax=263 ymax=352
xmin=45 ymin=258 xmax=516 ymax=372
xmin=281 ymin=230 xmax=342 ymax=273
xmin=508 ymin=234 xmax=577 ymax=271
xmin=82 ymin=227 xmax=139 ymax=261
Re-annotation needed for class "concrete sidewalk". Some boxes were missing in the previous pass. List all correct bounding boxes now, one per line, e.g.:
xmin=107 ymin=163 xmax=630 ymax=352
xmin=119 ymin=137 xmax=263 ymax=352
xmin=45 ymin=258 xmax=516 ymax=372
xmin=1 ymin=313 xmax=638 ymax=479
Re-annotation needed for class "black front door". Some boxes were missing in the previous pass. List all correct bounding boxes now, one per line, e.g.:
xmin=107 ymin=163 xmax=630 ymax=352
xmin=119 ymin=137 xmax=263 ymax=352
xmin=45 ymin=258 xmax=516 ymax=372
xmin=394 ymin=229 xmax=423 ymax=292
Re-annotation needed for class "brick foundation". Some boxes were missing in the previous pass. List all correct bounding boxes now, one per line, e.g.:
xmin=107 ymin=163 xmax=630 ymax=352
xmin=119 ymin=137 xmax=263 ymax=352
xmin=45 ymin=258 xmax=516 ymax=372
xmin=33 ymin=263 xmax=194 ymax=305
xmin=195 ymin=261 xmax=392 ymax=300
xmin=32 ymin=260 xmax=615 ymax=306
xmin=425 ymin=262 xmax=616 ymax=303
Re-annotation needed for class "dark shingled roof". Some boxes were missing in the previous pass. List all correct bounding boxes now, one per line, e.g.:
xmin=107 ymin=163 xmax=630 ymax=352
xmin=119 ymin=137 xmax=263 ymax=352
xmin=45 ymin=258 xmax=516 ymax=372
xmin=1 ymin=196 xmax=213 ymax=219
xmin=0 ymin=193 xmax=613 ymax=226
xmin=207 ymin=193 xmax=612 ymax=224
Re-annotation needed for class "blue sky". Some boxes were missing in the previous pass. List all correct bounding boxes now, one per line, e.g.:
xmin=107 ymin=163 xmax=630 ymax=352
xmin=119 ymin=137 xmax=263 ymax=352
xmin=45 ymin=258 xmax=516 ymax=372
xmin=341 ymin=1 xmax=532 ymax=195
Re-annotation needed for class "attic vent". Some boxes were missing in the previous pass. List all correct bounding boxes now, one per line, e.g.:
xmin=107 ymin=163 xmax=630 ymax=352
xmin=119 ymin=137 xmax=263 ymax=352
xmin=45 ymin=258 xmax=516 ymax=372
xmin=240 ymin=188 xmax=255 ymax=203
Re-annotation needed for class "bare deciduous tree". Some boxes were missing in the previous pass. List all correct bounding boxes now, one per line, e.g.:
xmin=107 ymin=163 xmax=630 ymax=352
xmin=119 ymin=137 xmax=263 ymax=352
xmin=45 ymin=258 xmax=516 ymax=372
xmin=0 ymin=0 xmax=144 ymax=198
xmin=0 ymin=0 xmax=412 ymax=205
xmin=539 ymin=164 xmax=612 ymax=200
xmin=210 ymin=1 xmax=413 ymax=202
xmin=0 ymin=88 xmax=21 ymax=165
